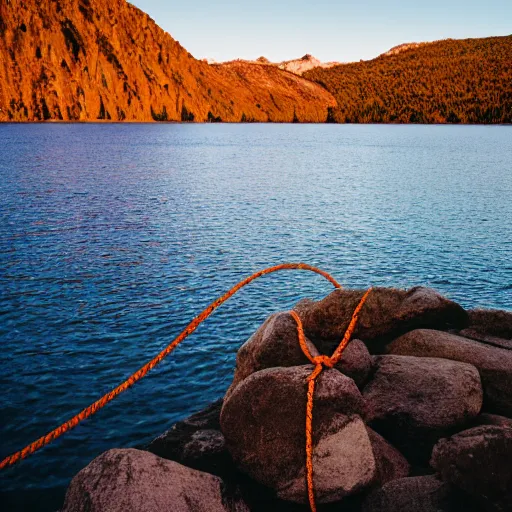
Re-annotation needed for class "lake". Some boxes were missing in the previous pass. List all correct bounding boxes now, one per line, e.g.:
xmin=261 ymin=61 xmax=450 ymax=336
xmin=0 ymin=124 xmax=511 ymax=509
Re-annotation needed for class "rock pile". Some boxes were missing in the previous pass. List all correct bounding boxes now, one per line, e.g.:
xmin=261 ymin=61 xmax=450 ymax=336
xmin=61 ymin=287 xmax=512 ymax=512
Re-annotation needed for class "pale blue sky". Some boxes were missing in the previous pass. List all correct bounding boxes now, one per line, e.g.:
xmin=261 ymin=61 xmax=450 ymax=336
xmin=130 ymin=1 xmax=511 ymax=62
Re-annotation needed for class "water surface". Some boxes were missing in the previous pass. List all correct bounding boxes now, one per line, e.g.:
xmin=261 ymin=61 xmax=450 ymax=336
xmin=1 ymin=124 xmax=511 ymax=507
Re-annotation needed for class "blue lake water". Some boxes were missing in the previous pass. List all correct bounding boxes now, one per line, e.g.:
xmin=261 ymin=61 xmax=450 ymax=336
xmin=0 ymin=124 xmax=511 ymax=507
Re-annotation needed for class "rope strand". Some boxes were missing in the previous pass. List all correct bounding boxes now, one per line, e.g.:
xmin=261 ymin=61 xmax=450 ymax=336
xmin=291 ymin=289 xmax=372 ymax=511
xmin=0 ymin=263 xmax=340 ymax=471
xmin=0 ymin=263 xmax=371 ymax=512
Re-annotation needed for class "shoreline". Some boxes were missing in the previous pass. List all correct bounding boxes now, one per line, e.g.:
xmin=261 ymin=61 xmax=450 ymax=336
xmin=5 ymin=286 xmax=511 ymax=511
xmin=1 ymin=121 xmax=511 ymax=125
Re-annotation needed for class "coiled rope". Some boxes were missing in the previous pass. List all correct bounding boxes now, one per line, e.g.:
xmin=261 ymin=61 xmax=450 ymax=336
xmin=0 ymin=262 xmax=371 ymax=512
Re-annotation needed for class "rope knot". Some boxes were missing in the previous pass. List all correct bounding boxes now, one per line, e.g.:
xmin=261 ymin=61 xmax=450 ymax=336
xmin=312 ymin=355 xmax=334 ymax=368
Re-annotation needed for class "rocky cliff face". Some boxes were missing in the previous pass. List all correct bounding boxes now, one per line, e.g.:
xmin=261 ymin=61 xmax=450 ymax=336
xmin=0 ymin=0 xmax=335 ymax=122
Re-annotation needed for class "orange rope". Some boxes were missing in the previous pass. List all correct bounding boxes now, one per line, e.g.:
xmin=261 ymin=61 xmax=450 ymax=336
xmin=290 ymin=287 xmax=372 ymax=512
xmin=1 ymin=262 xmax=371 ymax=512
xmin=0 ymin=263 xmax=341 ymax=471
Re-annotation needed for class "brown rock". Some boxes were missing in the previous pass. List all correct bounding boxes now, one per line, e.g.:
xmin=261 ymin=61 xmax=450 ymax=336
xmin=147 ymin=400 xmax=235 ymax=478
xmin=181 ymin=430 xmax=225 ymax=460
xmin=61 ymin=448 xmax=249 ymax=512
xmin=362 ymin=475 xmax=475 ymax=512
xmin=467 ymin=308 xmax=512 ymax=340
xmin=431 ymin=426 xmax=512 ymax=511
xmin=336 ymin=339 xmax=374 ymax=388
xmin=227 ymin=311 xmax=373 ymax=397
xmin=367 ymin=428 xmax=410 ymax=486
xmin=472 ymin=413 xmax=512 ymax=428
xmin=388 ymin=329 xmax=512 ymax=416
xmin=0 ymin=0 xmax=335 ymax=122
xmin=220 ymin=366 xmax=375 ymax=504
xmin=363 ymin=355 xmax=483 ymax=462
xmin=364 ymin=355 xmax=482 ymax=429
xmin=226 ymin=312 xmax=319 ymax=397
xmin=459 ymin=328 xmax=512 ymax=350
xmin=296 ymin=287 xmax=467 ymax=350
xmin=166 ymin=399 xmax=222 ymax=430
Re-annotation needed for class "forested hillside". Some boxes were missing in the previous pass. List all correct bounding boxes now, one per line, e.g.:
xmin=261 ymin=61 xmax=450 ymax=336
xmin=304 ymin=36 xmax=512 ymax=124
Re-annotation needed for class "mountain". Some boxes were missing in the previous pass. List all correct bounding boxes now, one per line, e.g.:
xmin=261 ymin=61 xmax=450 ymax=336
xmin=1 ymin=2 xmax=509 ymax=124
xmin=0 ymin=0 xmax=335 ymax=122
xmin=219 ymin=54 xmax=341 ymax=76
xmin=380 ymin=42 xmax=427 ymax=57
xmin=277 ymin=54 xmax=341 ymax=75
xmin=304 ymin=36 xmax=512 ymax=124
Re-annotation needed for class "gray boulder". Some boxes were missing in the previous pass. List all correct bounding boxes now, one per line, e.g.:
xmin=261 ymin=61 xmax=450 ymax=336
xmin=296 ymin=286 xmax=467 ymax=350
xmin=220 ymin=365 xmax=376 ymax=504
xmin=467 ymin=308 xmax=512 ymax=340
xmin=362 ymin=355 xmax=483 ymax=461
xmin=362 ymin=475 xmax=477 ymax=512
xmin=227 ymin=310 xmax=373 ymax=399
xmin=147 ymin=399 xmax=234 ymax=478
xmin=61 ymin=448 xmax=249 ymax=512
xmin=459 ymin=328 xmax=512 ymax=350
xmin=431 ymin=425 xmax=512 ymax=511
xmin=367 ymin=428 xmax=410 ymax=486
xmin=226 ymin=312 xmax=319 ymax=398
xmin=388 ymin=329 xmax=512 ymax=416
xmin=336 ymin=339 xmax=374 ymax=388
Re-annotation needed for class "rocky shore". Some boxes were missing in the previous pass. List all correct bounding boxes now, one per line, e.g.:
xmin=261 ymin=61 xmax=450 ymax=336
xmin=60 ymin=287 xmax=512 ymax=511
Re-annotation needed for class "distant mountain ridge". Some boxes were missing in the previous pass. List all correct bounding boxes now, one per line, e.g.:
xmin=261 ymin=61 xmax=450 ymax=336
xmin=278 ymin=54 xmax=341 ymax=75
xmin=380 ymin=42 xmax=427 ymax=57
xmin=222 ymin=54 xmax=341 ymax=76
xmin=0 ymin=0 xmax=335 ymax=122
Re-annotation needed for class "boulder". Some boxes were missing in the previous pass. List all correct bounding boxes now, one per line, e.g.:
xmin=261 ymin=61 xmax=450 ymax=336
xmin=367 ymin=428 xmax=410 ymax=486
xmin=431 ymin=426 xmax=512 ymax=511
xmin=472 ymin=413 xmax=512 ymax=428
xmin=172 ymin=399 xmax=223 ymax=430
xmin=226 ymin=312 xmax=319 ymax=397
xmin=362 ymin=355 xmax=483 ymax=462
xmin=147 ymin=400 xmax=234 ymax=477
xmin=388 ymin=329 xmax=512 ymax=416
xmin=362 ymin=475 xmax=477 ymax=512
xmin=458 ymin=328 xmax=512 ymax=350
xmin=220 ymin=365 xmax=376 ymax=504
xmin=336 ymin=339 xmax=374 ymax=388
xmin=457 ymin=308 xmax=512 ymax=350
xmin=467 ymin=308 xmax=512 ymax=340
xmin=227 ymin=310 xmax=373 ymax=398
xmin=61 ymin=448 xmax=249 ymax=512
xmin=296 ymin=287 xmax=467 ymax=350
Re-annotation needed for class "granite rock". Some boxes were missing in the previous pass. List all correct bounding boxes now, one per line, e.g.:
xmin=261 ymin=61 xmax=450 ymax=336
xmin=61 ymin=448 xmax=249 ymax=512
xmin=388 ymin=329 xmax=512 ymax=416
xmin=363 ymin=355 xmax=482 ymax=461
xmin=431 ymin=426 xmax=512 ymax=511
xmin=220 ymin=365 xmax=375 ymax=504
xmin=296 ymin=287 xmax=467 ymax=351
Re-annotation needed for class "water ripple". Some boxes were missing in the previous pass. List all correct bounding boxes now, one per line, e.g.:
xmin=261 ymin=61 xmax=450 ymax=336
xmin=0 ymin=124 xmax=511 ymax=503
